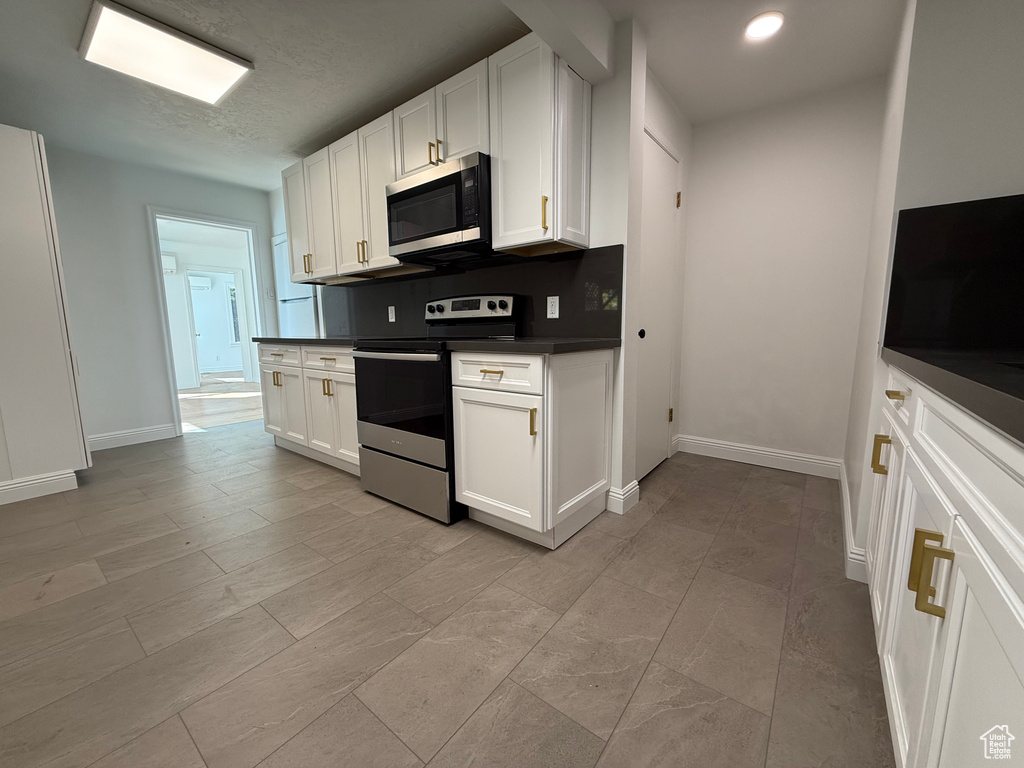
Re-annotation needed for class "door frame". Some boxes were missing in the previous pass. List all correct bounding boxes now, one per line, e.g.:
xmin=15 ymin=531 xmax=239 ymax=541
xmin=147 ymin=206 xmax=265 ymax=436
xmin=184 ymin=265 xmax=252 ymax=381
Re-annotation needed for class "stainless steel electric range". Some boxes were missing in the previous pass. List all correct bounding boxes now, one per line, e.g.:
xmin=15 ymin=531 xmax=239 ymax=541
xmin=351 ymin=294 xmax=517 ymax=524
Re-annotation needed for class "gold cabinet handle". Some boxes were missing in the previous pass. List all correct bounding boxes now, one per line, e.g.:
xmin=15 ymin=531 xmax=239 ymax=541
xmin=326 ymin=379 xmax=333 ymax=397
xmin=320 ymin=356 xmax=336 ymax=362
xmin=322 ymin=377 xmax=333 ymax=397
xmin=302 ymin=254 xmax=307 ymax=273
xmin=270 ymin=353 xmax=284 ymax=358
xmin=360 ymin=240 xmax=368 ymax=263
xmin=871 ymin=434 xmax=892 ymax=475
xmin=271 ymin=371 xmax=280 ymax=387
xmin=529 ymin=407 xmax=538 ymax=436
xmin=885 ymin=389 xmax=906 ymax=402
xmin=436 ymin=138 xmax=443 ymax=163
xmin=480 ymin=369 xmax=504 ymax=376
xmin=304 ymin=253 xmax=313 ymax=274
xmin=541 ymin=195 xmax=549 ymax=231
xmin=908 ymin=528 xmax=944 ymax=591
xmin=916 ymin=542 xmax=954 ymax=618
xmin=428 ymin=141 xmax=437 ymax=166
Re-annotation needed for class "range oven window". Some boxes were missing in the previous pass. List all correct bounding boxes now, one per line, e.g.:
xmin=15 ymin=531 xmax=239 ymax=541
xmin=355 ymin=356 xmax=446 ymax=440
xmin=388 ymin=172 xmax=462 ymax=245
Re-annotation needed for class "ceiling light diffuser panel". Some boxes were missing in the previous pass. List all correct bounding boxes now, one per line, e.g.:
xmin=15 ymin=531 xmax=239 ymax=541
xmin=79 ymin=1 xmax=252 ymax=105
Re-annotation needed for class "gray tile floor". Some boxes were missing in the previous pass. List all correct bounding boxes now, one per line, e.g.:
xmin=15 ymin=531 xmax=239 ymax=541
xmin=0 ymin=421 xmax=895 ymax=767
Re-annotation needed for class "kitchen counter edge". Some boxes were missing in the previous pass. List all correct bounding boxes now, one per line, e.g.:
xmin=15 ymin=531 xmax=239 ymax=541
xmin=253 ymin=337 xmax=620 ymax=354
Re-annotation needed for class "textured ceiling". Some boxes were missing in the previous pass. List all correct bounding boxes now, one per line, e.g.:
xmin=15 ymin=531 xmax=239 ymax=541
xmin=0 ymin=0 xmax=527 ymax=190
xmin=604 ymin=0 xmax=905 ymax=124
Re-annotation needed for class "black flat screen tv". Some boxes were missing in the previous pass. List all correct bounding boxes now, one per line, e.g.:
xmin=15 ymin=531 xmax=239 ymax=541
xmin=884 ymin=193 xmax=1024 ymax=352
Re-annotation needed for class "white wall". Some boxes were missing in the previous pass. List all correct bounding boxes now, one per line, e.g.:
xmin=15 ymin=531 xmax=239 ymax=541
xmin=678 ymin=78 xmax=886 ymax=461
xmin=843 ymin=0 xmax=916 ymax=562
xmin=44 ymin=146 xmax=274 ymax=441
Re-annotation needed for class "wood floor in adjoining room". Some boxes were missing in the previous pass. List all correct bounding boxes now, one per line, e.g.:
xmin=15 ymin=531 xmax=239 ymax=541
xmin=178 ymin=371 xmax=263 ymax=431
xmin=0 ymin=422 xmax=895 ymax=767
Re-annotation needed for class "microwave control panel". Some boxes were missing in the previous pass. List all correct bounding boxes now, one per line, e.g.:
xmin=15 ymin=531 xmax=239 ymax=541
xmin=425 ymin=295 xmax=515 ymax=321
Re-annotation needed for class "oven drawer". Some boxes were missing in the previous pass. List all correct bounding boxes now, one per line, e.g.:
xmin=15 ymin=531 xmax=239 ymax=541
xmin=258 ymin=344 xmax=301 ymax=367
xmin=451 ymin=352 xmax=544 ymax=394
xmin=301 ymin=346 xmax=354 ymax=372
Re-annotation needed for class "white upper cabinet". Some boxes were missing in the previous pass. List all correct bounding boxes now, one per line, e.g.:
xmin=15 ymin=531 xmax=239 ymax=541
xmin=436 ymin=60 xmax=489 ymax=163
xmin=395 ymin=60 xmax=489 ymax=180
xmin=328 ymin=130 xmax=365 ymax=274
xmin=489 ymin=34 xmax=591 ymax=253
xmin=358 ymin=112 xmax=399 ymax=270
xmin=394 ymin=90 xmax=437 ymax=179
xmin=302 ymin=147 xmax=337 ymax=280
xmin=282 ymin=161 xmax=311 ymax=282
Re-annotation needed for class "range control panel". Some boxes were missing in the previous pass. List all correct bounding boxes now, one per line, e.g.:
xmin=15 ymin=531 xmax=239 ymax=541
xmin=424 ymin=295 xmax=515 ymax=321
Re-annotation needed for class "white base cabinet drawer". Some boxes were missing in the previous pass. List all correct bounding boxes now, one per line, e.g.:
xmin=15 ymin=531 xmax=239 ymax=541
xmin=259 ymin=344 xmax=301 ymax=367
xmin=451 ymin=352 xmax=544 ymax=394
xmin=300 ymin=346 xmax=354 ymax=372
xmin=453 ymin=386 xmax=545 ymax=531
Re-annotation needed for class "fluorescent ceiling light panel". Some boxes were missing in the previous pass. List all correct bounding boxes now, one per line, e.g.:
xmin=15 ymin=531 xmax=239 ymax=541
xmin=80 ymin=1 xmax=252 ymax=104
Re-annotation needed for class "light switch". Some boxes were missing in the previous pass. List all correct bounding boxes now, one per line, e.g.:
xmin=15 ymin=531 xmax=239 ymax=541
xmin=546 ymin=296 xmax=559 ymax=319
xmin=388 ymin=306 xmax=396 ymax=323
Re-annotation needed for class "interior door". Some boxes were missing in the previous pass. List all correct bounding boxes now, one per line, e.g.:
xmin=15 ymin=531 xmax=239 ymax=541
xmin=328 ymin=131 xmax=365 ymax=274
xmin=635 ymin=131 xmax=681 ymax=479
xmin=281 ymin=161 xmax=310 ymax=283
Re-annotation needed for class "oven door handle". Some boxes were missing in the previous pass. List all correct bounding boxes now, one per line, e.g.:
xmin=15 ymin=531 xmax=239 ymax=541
xmin=351 ymin=351 xmax=442 ymax=362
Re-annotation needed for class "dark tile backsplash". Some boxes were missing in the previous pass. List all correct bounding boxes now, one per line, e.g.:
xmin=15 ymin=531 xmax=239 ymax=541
xmin=321 ymin=245 xmax=623 ymax=339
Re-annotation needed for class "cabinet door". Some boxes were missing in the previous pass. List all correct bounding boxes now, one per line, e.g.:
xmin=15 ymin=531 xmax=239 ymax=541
xmin=880 ymin=454 xmax=958 ymax=768
xmin=303 ymin=369 xmax=336 ymax=456
xmin=302 ymin=147 xmax=337 ymax=280
xmin=278 ymin=366 xmax=308 ymax=446
xmin=394 ymin=89 xmax=437 ymax=179
xmin=437 ymin=60 xmax=489 ymax=162
xmin=282 ymin=161 xmax=310 ymax=282
xmin=489 ymin=34 xmax=555 ymax=249
xmin=920 ymin=518 xmax=1024 ymax=767
xmin=329 ymin=372 xmax=359 ymax=465
xmin=358 ymin=113 xmax=399 ymax=270
xmin=328 ymin=131 xmax=365 ymax=274
xmin=260 ymin=365 xmax=285 ymax=438
xmin=867 ymin=414 xmax=909 ymax=644
xmin=554 ymin=58 xmax=591 ymax=248
xmin=453 ymin=386 xmax=544 ymax=531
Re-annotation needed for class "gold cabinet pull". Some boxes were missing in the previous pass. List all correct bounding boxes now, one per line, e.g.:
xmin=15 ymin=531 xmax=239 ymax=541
xmin=885 ymin=389 xmax=906 ymax=402
xmin=270 ymin=353 xmax=284 ymax=358
xmin=326 ymin=379 xmax=333 ymax=397
xmin=271 ymin=371 xmax=280 ymax=387
xmin=322 ymin=378 xmax=333 ymax=397
xmin=428 ymin=141 xmax=437 ymax=166
xmin=871 ymin=434 xmax=892 ymax=475
xmin=320 ymin=356 xmax=336 ymax=362
xmin=480 ymin=369 xmax=504 ymax=376
xmin=529 ymin=407 xmax=538 ymax=436
xmin=541 ymin=195 xmax=549 ymax=231
xmin=360 ymin=240 xmax=368 ymax=263
xmin=908 ymin=528 xmax=944 ymax=591
xmin=304 ymin=253 xmax=313 ymax=274
xmin=436 ymin=138 xmax=443 ymax=163
xmin=916 ymin=542 xmax=954 ymax=618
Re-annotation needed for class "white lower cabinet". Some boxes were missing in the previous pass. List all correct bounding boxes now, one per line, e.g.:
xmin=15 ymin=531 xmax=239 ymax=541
xmin=867 ymin=366 xmax=1024 ymax=768
xmin=259 ymin=345 xmax=358 ymax=472
xmin=453 ymin=387 xmax=545 ymax=531
xmin=451 ymin=349 xmax=613 ymax=543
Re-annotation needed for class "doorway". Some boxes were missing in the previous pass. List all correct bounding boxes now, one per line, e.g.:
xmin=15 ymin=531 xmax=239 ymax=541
xmin=635 ymin=130 xmax=683 ymax=479
xmin=156 ymin=215 xmax=263 ymax=432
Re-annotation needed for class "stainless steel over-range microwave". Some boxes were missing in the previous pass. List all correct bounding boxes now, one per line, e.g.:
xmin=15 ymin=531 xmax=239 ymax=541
xmin=385 ymin=152 xmax=491 ymax=266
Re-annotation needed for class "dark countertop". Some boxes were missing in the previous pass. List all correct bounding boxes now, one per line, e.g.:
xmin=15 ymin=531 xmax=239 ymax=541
xmin=254 ymin=336 xmax=620 ymax=354
xmin=253 ymin=337 xmax=357 ymax=347
xmin=882 ymin=347 xmax=1024 ymax=446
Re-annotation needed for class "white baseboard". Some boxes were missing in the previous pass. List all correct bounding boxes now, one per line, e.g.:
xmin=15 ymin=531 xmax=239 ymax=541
xmin=606 ymin=481 xmax=640 ymax=514
xmin=0 ymin=471 xmax=78 ymax=506
xmin=672 ymin=434 xmax=841 ymax=479
xmin=840 ymin=462 xmax=868 ymax=583
xmin=87 ymin=423 xmax=180 ymax=451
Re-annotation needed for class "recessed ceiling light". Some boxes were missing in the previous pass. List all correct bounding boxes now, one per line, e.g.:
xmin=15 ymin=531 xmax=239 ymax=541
xmin=79 ymin=1 xmax=252 ymax=105
xmin=745 ymin=11 xmax=784 ymax=40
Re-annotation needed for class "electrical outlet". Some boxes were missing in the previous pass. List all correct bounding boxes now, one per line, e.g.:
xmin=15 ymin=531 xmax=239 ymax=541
xmin=388 ymin=305 xmax=396 ymax=323
xmin=546 ymin=296 xmax=559 ymax=319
